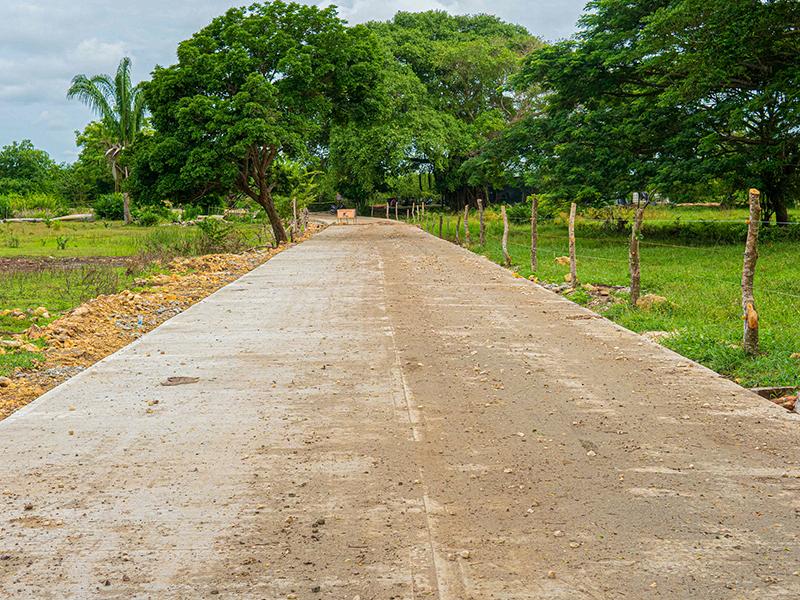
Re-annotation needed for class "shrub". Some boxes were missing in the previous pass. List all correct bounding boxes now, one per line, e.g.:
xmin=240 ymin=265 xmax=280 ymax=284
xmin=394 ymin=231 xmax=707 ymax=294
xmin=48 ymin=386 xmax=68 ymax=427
xmin=136 ymin=209 xmax=162 ymax=227
xmin=196 ymin=219 xmax=245 ymax=253
xmin=94 ymin=193 xmax=125 ymax=220
xmin=182 ymin=204 xmax=203 ymax=221
xmin=0 ymin=197 xmax=11 ymax=219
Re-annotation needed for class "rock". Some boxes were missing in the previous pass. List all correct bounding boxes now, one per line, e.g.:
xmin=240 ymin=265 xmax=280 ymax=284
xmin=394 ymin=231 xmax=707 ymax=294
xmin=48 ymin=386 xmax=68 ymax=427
xmin=553 ymin=530 xmax=564 ymax=537
xmin=0 ymin=340 xmax=22 ymax=348
xmin=641 ymin=330 xmax=676 ymax=343
xmin=791 ymin=353 xmax=800 ymax=360
xmin=0 ymin=377 xmax=11 ymax=387
xmin=583 ymin=284 xmax=596 ymax=292
xmin=564 ymin=273 xmax=573 ymax=283
xmin=72 ymin=306 xmax=90 ymax=317
xmin=547 ymin=570 xmax=557 ymax=579
xmin=32 ymin=307 xmax=48 ymax=317
xmin=459 ymin=550 xmax=471 ymax=559
xmin=636 ymin=294 xmax=668 ymax=310
xmin=555 ymin=256 xmax=570 ymax=266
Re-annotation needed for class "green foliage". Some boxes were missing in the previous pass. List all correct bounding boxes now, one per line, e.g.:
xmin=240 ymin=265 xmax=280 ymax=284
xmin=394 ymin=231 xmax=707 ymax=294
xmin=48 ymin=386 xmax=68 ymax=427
xmin=138 ymin=1 xmax=383 ymax=243
xmin=55 ymin=236 xmax=69 ymax=250
xmin=135 ymin=210 xmax=161 ymax=227
xmin=93 ymin=193 xmax=125 ymax=220
xmin=327 ymin=11 xmax=542 ymax=203
xmin=0 ymin=140 xmax=59 ymax=197
xmin=0 ymin=197 xmax=12 ymax=219
xmin=505 ymin=0 xmax=799 ymax=221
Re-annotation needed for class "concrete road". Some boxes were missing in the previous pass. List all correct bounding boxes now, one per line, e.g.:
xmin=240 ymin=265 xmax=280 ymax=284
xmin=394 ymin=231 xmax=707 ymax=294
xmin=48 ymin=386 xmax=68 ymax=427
xmin=2 ymin=220 xmax=799 ymax=599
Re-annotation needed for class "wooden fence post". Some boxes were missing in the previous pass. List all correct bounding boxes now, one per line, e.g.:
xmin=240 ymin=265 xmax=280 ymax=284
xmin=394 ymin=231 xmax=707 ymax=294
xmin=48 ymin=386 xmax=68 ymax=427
xmin=477 ymin=198 xmax=485 ymax=245
xmin=406 ymin=207 xmax=410 ymax=220
xmin=302 ymin=207 xmax=309 ymax=233
xmin=568 ymin=202 xmax=577 ymax=289
xmin=501 ymin=205 xmax=511 ymax=266
xmin=463 ymin=204 xmax=471 ymax=246
xmin=395 ymin=202 xmax=398 ymax=220
xmin=742 ymin=188 xmax=761 ymax=355
xmin=385 ymin=203 xmax=389 ymax=219
xmin=629 ymin=202 xmax=646 ymax=306
xmin=530 ymin=195 xmax=538 ymax=274
xmin=422 ymin=203 xmax=425 ymax=219
xmin=438 ymin=214 xmax=443 ymax=238
xmin=456 ymin=213 xmax=461 ymax=245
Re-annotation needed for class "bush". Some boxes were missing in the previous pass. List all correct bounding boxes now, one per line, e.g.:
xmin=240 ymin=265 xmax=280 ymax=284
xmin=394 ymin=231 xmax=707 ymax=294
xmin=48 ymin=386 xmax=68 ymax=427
xmin=0 ymin=197 xmax=10 ymax=219
xmin=94 ymin=193 xmax=125 ymax=220
xmin=196 ymin=219 xmax=245 ymax=253
xmin=136 ymin=209 xmax=162 ymax=227
xmin=182 ymin=204 xmax=203 ymax=221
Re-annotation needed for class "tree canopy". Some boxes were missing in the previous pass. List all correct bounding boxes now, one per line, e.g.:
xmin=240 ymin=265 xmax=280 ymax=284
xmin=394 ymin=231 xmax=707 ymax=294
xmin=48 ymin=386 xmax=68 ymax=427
xmin=135 ymin=1 xmax=382 ymax=242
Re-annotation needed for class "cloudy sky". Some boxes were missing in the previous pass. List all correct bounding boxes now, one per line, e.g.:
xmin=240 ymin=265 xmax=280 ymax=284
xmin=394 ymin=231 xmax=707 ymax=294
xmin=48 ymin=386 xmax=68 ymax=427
xmin=0 ymin=0 xmax=587 ymax=162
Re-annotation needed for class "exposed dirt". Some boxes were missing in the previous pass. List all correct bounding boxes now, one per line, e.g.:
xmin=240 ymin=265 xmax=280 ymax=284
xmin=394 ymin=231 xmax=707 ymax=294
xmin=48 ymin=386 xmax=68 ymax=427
xmin=0 ymin=224 xmax=321 ymax=419
xmin=0 ymin=256 xmax=135 ymax=273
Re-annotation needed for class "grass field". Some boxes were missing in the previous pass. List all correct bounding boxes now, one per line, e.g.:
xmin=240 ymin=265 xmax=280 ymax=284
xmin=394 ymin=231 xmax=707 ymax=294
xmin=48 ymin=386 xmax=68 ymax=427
xmin=0 ymin=220 xmax=270 ymax=376
xmin=422 ymin=207 xmax=800 ymax=389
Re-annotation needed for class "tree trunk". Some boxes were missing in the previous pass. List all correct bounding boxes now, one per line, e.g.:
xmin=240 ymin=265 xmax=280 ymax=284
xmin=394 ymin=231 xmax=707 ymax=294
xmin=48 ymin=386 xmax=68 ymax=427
xmin=455 ymin=214 xmax=461 ymax=245
xmin=742 ymin=188 xmax=761 ymax=355
xmin=122 ymin=192 xmax=132 ymax=225
xmin=395 ymin=202 xmax=398 ymax=220
xmin=260 ymin=188 xmax=287 ymax=244
xmin=629 ymin=204 xmax=646 ymax=306
xmin=763 ymin=183 xmax=789 ymax=226
xmin=569 ymin=202 xmax=577 ymax=289
xmin=385 ymin=203 xmax=389 ymax=219
xmin=501 ymin=205 xmax=511 ymax=267
xmin=463 ymin=205 xmax=470 ymax=246
xmin=477 ymin=198 xmax=485 ymax=245
xmin=530 ymin=195 xmax=538 ymax=274
xmin=291 ymin=197 xmax=298 ymax=242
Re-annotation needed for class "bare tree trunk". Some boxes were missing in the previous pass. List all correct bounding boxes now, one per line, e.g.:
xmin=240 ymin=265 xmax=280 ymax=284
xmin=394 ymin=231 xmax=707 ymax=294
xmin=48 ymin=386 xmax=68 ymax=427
xmin=501 ymin=205 xmax=511 ymax=266
xmin=530 ymin=195 xmax=538 ymax=274
xmin=463 ymin=205 xmax=470 ymax=246
xmin=395 ymin=202 xmax=398 ymax=220
xmin=260 ymin=188 xmax=287 ymax=244
xmin=122 ymin=192 xmax=132 ymax=225
xmin=291 ymin=197 xmax=298 ymax=242
xmin=302 ymin=207 xmax=309 ymax=232
xmin=406 ymin=208 xmax=410 ymax=220
xmin=385 ymin=203 xmax=389 ymax=219
xmin=477 ymin=198 xmax=485 ymax=245
xmin=742 ymin=188 xmax=761 ymax=355
xmin=438 ymin=214 xmax=443 ymax=238
xmin=569 ymin=202 xmax=577 ymax=289
xmin=455 ymin=214 xmax=461 ymax=245
xmin=421 ymin=203 xmax=425 ymax=219
xmin=629 ymin=203 xmax=646 ymax=306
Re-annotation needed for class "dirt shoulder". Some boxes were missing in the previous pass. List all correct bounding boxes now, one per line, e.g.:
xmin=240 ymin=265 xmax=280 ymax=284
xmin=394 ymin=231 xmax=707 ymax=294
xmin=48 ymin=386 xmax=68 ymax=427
xmin=0 ymin=224 xmax=321 ymax=419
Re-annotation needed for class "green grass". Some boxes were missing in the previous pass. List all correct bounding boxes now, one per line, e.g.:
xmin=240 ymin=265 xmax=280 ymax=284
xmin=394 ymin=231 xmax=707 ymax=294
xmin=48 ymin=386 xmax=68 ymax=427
xmin=0 ymin=219 xmax=272 ymax=377
xmin=423 ymin=210 xmax=800 ymax=388
xmin=0 ymin=220 xmax=271 ymax=258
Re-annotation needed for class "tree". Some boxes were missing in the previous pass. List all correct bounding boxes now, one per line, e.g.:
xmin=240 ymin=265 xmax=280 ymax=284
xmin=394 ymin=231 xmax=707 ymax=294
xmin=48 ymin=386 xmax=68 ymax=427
xmin=505 ymin=0 xmax=799 ymax=221
xmin=644 ymin=0 xmax=800 ymax=224
xmin=342 ymin=11 xmax=541 ymax=208
xmin=140 ymin=1 xmax=381 ymax=243
xmin=67 ymin=57 xmax=147 ymax=223
xmin=0 ymin=140 xmax=57 ymax=196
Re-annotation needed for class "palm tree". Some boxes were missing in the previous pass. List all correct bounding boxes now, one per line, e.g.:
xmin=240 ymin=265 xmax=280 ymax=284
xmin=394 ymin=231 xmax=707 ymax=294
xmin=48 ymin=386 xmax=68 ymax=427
xmin=68 ymin=57 xmax=147 ymax=223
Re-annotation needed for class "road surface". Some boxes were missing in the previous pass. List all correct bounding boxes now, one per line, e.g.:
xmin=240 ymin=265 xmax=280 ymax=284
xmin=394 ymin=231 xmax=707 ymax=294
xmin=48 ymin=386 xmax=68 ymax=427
xmin=2 ymin=219 xmax=799 ymax=599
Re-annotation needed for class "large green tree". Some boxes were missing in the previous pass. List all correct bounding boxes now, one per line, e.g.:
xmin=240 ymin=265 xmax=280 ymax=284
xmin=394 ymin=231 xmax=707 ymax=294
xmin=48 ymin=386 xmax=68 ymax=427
xmin=138 ymin=1 xmax=381 ymax=243
xmin=504 ymin=0 xmax=799 ymax=220
xmin=329 ymin=11 xmax=541 ymax=208
xmin=0 ymin=140 xmax=57 ymax=196
xmin=644 ymin=0 xmax=800 ymax=224
xmin=67 ymin=57 xmax=148 ymax=222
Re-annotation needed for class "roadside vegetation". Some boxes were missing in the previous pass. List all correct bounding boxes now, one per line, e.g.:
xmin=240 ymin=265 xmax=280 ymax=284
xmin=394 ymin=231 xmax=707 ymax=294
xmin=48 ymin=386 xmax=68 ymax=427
xmin=424 ymin=206 xmax=800 ymax=389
